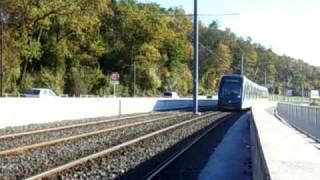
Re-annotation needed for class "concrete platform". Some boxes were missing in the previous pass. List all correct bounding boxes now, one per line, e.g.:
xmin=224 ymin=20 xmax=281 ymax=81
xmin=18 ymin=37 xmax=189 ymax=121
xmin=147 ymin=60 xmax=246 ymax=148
xmin=198 ymin=112 xmax=251 ymax=180
xmin=252 ymin=101 xmax=320 ymax=180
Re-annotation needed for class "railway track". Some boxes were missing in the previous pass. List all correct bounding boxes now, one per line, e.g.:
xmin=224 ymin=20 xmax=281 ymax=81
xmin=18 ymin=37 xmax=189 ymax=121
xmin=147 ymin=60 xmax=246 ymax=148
xmin=14 ymin=111 xmax=231 ymax=180
xmin=143 ymin=112 xmax=244 ymax=180
xmin=0 ymin=112 xmax=158 ymax=136
xmin=1 ymin=111 xmax=224 ymax=179
xmin=0 ymin=112 xmax=181 ymax=152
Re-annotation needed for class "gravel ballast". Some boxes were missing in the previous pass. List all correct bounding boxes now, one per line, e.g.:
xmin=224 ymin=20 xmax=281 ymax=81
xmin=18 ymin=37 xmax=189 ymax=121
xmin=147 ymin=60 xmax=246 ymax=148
xmin=0 ymin=113 xmax=203 ymax=179
xmin=0 ymin=112 xmax=182 ymax=151
xmin=0 ymin=112 xmax=171 ymax=136
xmin=55 ymin=112 xmax=230 ymax=179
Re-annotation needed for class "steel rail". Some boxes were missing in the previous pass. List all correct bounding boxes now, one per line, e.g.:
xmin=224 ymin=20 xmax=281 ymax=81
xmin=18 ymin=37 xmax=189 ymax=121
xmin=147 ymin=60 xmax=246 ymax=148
xmin=0 ymin=112 xmax=167 ymax=140
xmin=144 ymin=113 xmax=235 ymax=180
xmin=0 ymin=113 xmax=190 ymax=156
xmin=26 ymin=112 xmax=219 ymax=180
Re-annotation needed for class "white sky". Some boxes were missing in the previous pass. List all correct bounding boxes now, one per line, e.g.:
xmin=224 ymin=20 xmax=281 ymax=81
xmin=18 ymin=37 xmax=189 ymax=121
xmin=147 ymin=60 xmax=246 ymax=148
xmin=141 ymin=0 xmax=320 ymax=67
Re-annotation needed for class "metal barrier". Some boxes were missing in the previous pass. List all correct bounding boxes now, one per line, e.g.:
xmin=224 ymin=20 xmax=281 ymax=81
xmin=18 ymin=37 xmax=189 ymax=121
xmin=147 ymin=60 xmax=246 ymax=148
xmin=276 ymin=102 xmax=320 ymax=141
xmin=269 ymin=95 xmax=309 ymax=103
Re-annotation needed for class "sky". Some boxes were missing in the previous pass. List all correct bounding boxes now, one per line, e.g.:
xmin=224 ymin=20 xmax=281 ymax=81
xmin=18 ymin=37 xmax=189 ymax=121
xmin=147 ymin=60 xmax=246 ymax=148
xmin=140 ymin=0 xmax=320 ymax=67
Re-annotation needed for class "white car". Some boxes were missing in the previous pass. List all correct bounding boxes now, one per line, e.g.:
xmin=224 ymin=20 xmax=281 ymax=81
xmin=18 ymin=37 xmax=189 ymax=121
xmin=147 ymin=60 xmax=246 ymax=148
xmin=23 ymin=88 xmax=57 ymax=98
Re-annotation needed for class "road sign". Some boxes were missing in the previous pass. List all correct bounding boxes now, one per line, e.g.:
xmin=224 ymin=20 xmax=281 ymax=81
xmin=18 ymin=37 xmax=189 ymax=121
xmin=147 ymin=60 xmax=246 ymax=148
xmin=111 ymin=81 xmax=119 ymax=85
xmin=110 ymin=72 xmax=120 ymax=97
xmin=110 ymin=72 xmax=120 ymax=81
xmin=110 ymin=72 xmax=120 ymax=85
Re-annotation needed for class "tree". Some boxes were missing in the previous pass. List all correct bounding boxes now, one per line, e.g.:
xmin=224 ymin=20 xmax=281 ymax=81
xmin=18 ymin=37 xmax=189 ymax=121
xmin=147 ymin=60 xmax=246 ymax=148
xmin=1 ymin=0 xmax=319 ymax=96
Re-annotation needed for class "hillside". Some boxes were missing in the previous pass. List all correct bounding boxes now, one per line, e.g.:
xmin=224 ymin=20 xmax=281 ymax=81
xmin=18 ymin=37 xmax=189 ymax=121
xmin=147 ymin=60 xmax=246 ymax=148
xmin=1 ymin=0 xmax=319 ymax=96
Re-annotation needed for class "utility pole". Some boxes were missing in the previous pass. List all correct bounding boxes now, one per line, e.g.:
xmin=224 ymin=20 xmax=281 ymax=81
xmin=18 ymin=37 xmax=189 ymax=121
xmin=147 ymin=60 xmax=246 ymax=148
xmin=0 ymin=14 xmax=4 ymax=97
xmin=241 ymin=53 xmax=244 ymax=75
xmin=133 ymin=61 xmax=136 ymax=97
xmin=264 ymin=71 xmax=267 ymax=87
xmin=193 ymin=0 xmax=199 ymax=114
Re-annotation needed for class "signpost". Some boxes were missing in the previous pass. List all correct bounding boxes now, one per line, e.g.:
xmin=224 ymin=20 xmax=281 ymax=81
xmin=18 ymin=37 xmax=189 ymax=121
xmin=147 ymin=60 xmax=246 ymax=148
xmin=110 ymin=72 xmax=120 ymax=97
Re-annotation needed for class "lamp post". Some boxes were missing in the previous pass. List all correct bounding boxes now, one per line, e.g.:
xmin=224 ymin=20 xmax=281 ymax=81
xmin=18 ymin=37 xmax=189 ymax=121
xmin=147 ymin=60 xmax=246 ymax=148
xmin=0 ymin=16 xmax=3 ymax=97
xmin=0 ymin=12 xmax=7 ymax=97
xmin=264 ymin=71 xmax=267 ymax=87
xmin=191 ymin=1 xmax=239 ymax=114
xmin=241 ymin=53 xmax=244 ymax=75
xmin=193 ymin=0 xmax=199 ymax=114
xmin=133 ymin=61 xmax=136 ymax=97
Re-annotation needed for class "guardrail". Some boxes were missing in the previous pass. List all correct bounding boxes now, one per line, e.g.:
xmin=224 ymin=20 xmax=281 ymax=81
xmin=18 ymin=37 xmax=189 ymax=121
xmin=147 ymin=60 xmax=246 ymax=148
xmin=269 ymin=95 xmax=309 ymax=103
xmin=276 ymin=102 xmax=320 ymax=141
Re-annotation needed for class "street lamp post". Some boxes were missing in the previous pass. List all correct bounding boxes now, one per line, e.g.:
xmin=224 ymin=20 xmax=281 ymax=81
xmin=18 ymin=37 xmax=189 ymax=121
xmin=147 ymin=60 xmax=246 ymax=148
xmin=0 ymin=13 xmax=4 ymax=97
xmin=192 ymin=1 xmax=239 ymax=114
xmin=264 ymin=71 xmax=267 ymax=87
xmin=133 ymin=61 xmax=136 ymax=97
xmin=0 ymin=11 xmax=8 ymax=97
xmin=241 ymin=53 xmax=244 ymax=75
xmin=193 ymin=0 xmax=199 ymax=114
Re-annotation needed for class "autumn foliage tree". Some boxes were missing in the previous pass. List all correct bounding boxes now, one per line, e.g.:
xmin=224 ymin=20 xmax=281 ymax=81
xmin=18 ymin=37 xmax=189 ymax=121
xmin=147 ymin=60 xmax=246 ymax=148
xmin=0 ymin=0 xmax=319 ymax=96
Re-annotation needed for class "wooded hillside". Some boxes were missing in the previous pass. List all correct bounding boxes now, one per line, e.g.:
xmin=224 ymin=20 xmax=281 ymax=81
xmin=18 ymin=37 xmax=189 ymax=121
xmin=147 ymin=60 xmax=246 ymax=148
xmin=1 ymin=0 xmax=319 ymax=96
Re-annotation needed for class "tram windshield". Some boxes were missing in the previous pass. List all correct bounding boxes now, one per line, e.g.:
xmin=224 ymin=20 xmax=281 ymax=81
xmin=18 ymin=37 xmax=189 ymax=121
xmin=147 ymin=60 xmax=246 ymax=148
xmin=220 ymin=79 xmax=242 ymax=99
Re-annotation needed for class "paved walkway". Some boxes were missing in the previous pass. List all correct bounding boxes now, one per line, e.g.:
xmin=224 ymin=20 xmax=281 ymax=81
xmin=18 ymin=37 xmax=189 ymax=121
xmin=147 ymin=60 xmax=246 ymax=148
xmin=198 ymin=112 xmax=251 ymax=180
xmin=252 ymin=101 xmax=320 ymax=180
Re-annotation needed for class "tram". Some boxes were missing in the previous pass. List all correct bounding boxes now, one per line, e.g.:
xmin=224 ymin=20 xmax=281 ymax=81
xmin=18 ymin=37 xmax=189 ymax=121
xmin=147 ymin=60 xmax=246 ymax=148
xmin=218 ymin=74 xmax=268 ymax=110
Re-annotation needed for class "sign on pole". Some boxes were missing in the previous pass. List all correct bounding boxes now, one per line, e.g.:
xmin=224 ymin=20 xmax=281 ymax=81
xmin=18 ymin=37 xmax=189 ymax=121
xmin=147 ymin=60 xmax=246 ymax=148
xmin=110 ymin=72 xmax=120 ymax=97
xmin=110 ymin=72 xmax=120 ymax=85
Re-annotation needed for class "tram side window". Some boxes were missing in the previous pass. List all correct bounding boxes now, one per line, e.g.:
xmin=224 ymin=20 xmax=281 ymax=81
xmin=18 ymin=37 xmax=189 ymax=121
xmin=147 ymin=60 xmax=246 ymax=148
xmin=243 ymin=84 xmax=247 ymax=99
xmin=252 ymin=86 xmax=255 ymax=99
xmin=251 ymin=86 xmax=254 ymax=99
xmin=245 ymin=83 xmax=249 ymax=99
xmin=254 ymin=87 xmax=257 ymax=99
xmin=258 ymin=89 xmax=261 ymax=98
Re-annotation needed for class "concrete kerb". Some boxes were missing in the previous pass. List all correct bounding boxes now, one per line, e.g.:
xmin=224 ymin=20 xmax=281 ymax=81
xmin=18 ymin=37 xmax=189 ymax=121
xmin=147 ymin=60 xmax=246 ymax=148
xmin=250 ymin=111 xmax=271 ymax=180
xmin=252 ymin=102 xmax=320 ymax=180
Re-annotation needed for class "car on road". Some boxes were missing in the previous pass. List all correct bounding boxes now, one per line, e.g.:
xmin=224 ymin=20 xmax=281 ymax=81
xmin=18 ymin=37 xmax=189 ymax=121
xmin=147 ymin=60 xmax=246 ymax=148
xmin=23 ymin=88 xmax=57 ymax=98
